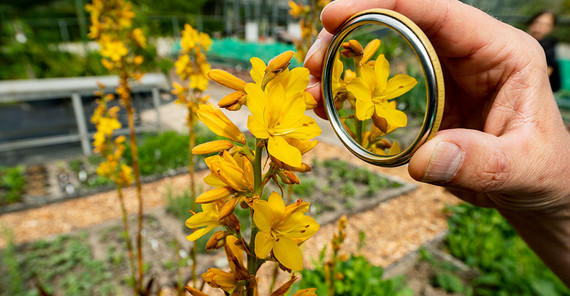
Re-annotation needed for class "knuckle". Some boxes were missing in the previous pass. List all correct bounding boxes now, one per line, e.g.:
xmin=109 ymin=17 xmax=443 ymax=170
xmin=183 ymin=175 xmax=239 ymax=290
xmin=475 ymin=149 xmax=511 ymax=192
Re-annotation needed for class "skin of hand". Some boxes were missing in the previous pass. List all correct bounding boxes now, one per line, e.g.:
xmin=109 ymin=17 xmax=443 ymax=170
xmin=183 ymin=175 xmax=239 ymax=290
xmin=304 ymin=0 xmax=570 ymax=285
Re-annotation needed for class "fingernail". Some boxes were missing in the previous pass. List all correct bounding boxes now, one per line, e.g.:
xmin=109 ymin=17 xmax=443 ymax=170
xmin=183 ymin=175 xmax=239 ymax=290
xmin=423 ymin=142 xmax=462 ymax=183
xmin=304 ymin=38 xmax=322 ymax=65
xmin=308 ymin=75 xmax=319 ymax=89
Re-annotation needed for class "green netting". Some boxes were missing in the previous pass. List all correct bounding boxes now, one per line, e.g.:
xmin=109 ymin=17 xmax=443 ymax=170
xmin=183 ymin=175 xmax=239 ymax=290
xmin=173 ymin=38 xmax=300 ymax=68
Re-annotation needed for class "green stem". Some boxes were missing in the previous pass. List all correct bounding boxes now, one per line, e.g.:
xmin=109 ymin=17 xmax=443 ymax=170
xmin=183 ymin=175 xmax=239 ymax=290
xmin=353 ymin=60 xmax=363 ymax=145
xmin=116 ymin=185 xmax=137 ymax=296
xmin=247 ymin=140 xmax=264 ymax=296
xmin=355 ymin=120 xmax=363 ymax=145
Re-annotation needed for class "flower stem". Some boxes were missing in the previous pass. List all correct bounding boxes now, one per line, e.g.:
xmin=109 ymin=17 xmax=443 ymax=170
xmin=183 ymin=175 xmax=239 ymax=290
xmin=121 ymin=71 xmax=144 ymax=293
xmin=353 ymin=59 xmax=363 ymax=144
xmin=188 ymin=105 xmax=198 ymax=286
xmin=116 ymin=185 xmax=137 ymax=296
xmin=247 ymin=139 xmax=264 ymax=296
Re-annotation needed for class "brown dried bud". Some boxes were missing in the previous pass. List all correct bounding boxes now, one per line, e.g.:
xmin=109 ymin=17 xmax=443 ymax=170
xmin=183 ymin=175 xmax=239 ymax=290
xmin=206 ymin=231 xmax=226 ymax=251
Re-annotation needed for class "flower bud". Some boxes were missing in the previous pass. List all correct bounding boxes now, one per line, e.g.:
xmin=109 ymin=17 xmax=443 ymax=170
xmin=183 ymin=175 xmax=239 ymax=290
xmin=206 ymin=231 xmax=227 ymax=251
xmin=372 ymin=113 xmax=389 ymax=133
xmin=219 ymin=197 xmax=240 ymax=220
xmin=208 ymin=69 xmax=246 ymax=91
xmin=262 ymin=51 xmax=294 ymax=89
xmin=195 ymin=187 xmax=233 ymax=203
xmin=192 ymin=140 xmax=234 ymax=155
xmin=218 ymin=91 xmax=246 ymax=108
xmin=361 ymin=39 xmax=381 ymax=65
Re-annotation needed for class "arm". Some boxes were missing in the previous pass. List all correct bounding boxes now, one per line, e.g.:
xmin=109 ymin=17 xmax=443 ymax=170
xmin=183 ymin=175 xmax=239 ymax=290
xmin=304 ymin=0 xmax=570 ymax=285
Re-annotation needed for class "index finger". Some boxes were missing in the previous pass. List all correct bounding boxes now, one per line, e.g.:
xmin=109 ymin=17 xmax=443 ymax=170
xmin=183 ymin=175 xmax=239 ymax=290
xmin=319 ymin=0 xmax=510 ymax=58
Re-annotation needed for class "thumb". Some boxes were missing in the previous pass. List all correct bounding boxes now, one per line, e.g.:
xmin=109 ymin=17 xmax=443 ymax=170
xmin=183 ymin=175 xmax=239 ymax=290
xmin=409 ymin=129 xmax=514 ymax=193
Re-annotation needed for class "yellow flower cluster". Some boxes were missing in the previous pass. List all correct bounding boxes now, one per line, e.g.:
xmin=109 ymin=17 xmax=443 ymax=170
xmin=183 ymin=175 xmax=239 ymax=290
xmin=172 ymin=24 xmax=212 ymax=112
xmin=91 ymin=89 xmax=133 ymax=187
xmin=86 ymin=0 xmax=145 ymax=77
xmin=288 ymin=0 xmax=331 ymax=62
xmin=185 ymin=51 xmax=321 ymax=295
xmin=333 ymin=39 xmax=417 ymax=155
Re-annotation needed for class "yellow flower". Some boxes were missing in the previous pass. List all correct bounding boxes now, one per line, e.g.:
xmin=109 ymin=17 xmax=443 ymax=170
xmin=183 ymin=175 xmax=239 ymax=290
xmin=185 ymin=202 xmax=223 ymax=241
xmin=197 ymin=103 xmax=246 ymax=144
xmin=199 ymin=32 xmax=213 ymax=51
xmin=252 ymin=192 xmax=319 ymax=270
xmin=201 ymin=268 xmax=236 ymax=292
xmin=190 ymin=72 xmax=209 ymax=92
xmin=175 ymin=54 xmax=192 ymax=80
xmin=196 ymin=151 xmax=254 ymax=203
xmin=132 ymin=28 xmax=146 ymax=48
xmin=289 ymin=1 xmax=304 ymax=18
xmin=100 ymin=37 xmax=128 ymax=62
xmin=181 ymin=24 xmax=199 ymax=52
xmin=246 ymin=83 xmax=321 ymax=167
xmin=346 ymin=54 xmax=416 ymax=128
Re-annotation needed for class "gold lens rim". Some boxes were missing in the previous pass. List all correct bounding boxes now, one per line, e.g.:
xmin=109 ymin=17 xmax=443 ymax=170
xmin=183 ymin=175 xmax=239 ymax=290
xmin=322 ymin=8 xmax=444 ymax=167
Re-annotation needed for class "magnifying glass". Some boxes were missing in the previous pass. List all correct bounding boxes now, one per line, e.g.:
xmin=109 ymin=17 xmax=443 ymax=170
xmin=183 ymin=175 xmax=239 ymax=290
xmin=322 ymin=9 xmax=445 ymax=167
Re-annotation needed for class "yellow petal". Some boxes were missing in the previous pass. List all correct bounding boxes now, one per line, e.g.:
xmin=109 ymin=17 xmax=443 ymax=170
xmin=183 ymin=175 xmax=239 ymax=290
xmin=284 ymin=67 xmax=310 ymax=97
xmin=389 ymin=140 xmax=401 ymax=155
xmin=244 ymin=83 xmax=267 ymax=119
xmin=361 ymin=39 xmax=380 ymax=65
xmin=268 ymin=192 xmax=285 ymax=221
xmin=192 ymin=140 xmax=234 ymax=155
xmin=346 ymin=78 xmax=371 ymax=103
xmin=273 ymin=237 xmax=304 ymax=270
xmin=195 ymin=187 xmax=233 ymax=203
xmin=268 ymin=136 xmax=302 ymax=168
xmin=203 ymin=173 xmax=226 ymax=187
xmin=255 ymin=231 xmax=275 ymax=259
xmin=208 ymin=69 xmax=246 ymax=91
xmin=355 ymin=98 xmax=375 ymax=121
xmin=292 ymin=288 xmax=317 ymax=296
xmin=285 ymin=138 xmax=318 ymax=155
xmin=374 ymin=54 xmax=390 ymax=91
xmin=384 ymin=74 xmax=418 ymax=100
xmin=375 ymin=105 xmax=407 ymax=128
xmin=303 ymin=92 xmax=318 ymax=110
xmin=253 ymin=200 xmax=274 ymax=233
xmin=282 ymin=215 xmax=319 ymax=239
xmin=186 ymin=225 xmax=217 ymax=241
xmin=282 ymin=116 xmax=321 ymax=141
xmin=250 ymin=57 xmax=267 ymax=85
xmin=197 ymin=103 xmax=246 ymax=144
xmin=247 ymin=115 xmax=270 ymax=139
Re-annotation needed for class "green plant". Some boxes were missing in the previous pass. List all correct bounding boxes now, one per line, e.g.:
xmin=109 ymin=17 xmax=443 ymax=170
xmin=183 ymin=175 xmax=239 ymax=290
xmin=0 ymin=165 xmax=26 ymax=205
xmin=296 ymin=252 xmax=413 ymax=296
xmin=445 ymin=204 xmax=570 ymax=295
xmin=164 ymin=188 xmax=211 ymax=253
xmin=1 ymin=232 xmax=115 ymax=296
xmin=123 ymin=129 xmax=221 ymax=176
xmin=341 ymin=181 xmax=357 ymax=198
xmin=293 ymin=177 xmax=317 ymax=197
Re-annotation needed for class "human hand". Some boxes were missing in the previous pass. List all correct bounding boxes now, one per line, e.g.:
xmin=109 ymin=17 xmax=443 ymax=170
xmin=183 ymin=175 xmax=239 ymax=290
xmin=304 ymin=0 xmax=570 ymax=213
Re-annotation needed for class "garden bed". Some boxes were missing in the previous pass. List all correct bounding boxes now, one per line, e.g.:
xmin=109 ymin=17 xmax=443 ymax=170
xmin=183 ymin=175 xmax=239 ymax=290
xmin=0 ymin=130 xmax=217 ymax=215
